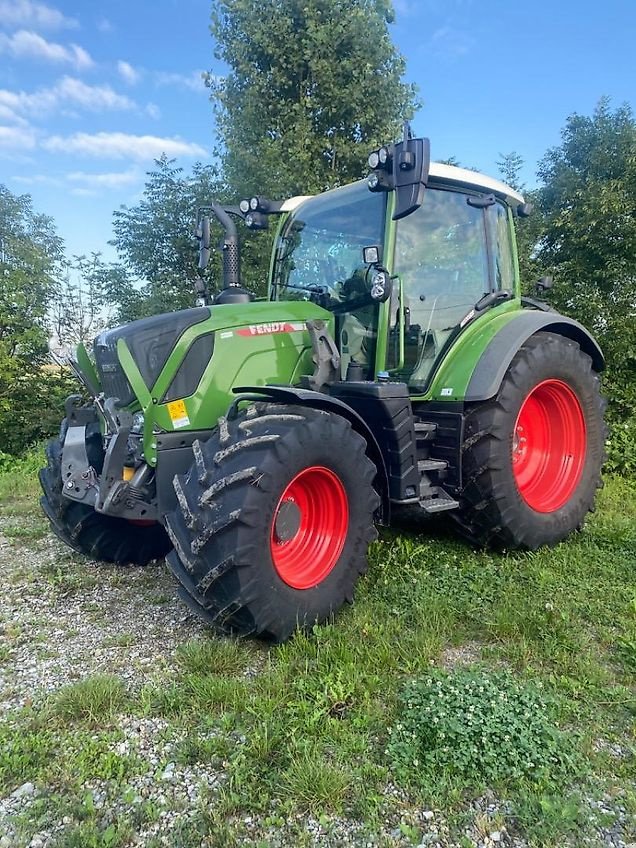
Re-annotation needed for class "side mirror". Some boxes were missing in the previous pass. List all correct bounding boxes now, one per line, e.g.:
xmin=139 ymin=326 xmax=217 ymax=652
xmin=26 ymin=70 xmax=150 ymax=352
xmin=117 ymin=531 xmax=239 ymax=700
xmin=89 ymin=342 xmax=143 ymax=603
xmin=536 ymin=275 xmax=553 ymax=293
xmin=367 ymin=122 xmax=430 ymax=221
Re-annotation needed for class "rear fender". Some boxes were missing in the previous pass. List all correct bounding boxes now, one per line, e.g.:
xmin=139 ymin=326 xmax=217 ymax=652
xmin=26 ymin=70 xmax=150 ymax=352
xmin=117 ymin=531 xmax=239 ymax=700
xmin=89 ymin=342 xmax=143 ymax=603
xmin=465 ymin=312 xmax=605 ymax=403
xmin=232 ymin=385 xmax=391 ymax=524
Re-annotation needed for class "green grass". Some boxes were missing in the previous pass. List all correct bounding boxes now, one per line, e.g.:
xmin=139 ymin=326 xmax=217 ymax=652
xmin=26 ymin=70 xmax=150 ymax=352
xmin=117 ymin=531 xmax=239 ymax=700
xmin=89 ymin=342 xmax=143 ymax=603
xmin=0 ymin=451 xmax=634 ymax=846
xmin=51 ymin=674 xmax=130 ymax=724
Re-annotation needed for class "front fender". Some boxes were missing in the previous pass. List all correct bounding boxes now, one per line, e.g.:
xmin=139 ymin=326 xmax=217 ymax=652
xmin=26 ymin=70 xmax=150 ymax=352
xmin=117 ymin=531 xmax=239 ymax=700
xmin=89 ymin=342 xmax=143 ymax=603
xmin=232 ymin=385 xmax=390 ymax=524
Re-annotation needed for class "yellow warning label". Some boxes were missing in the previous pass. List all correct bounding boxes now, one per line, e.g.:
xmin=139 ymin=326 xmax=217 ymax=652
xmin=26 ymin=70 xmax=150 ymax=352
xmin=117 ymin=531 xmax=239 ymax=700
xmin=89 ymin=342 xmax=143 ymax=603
xmin=167 ymin=399 xmax=190 ymax=429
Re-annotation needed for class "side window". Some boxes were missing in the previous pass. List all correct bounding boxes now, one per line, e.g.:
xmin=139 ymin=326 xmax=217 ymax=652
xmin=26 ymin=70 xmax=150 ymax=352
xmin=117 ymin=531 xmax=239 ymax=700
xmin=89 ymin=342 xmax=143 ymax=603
xmin=390 ymin=188 xmax=489 ymax=390
xmin=489 ymin=201 xmax=516 ymax=291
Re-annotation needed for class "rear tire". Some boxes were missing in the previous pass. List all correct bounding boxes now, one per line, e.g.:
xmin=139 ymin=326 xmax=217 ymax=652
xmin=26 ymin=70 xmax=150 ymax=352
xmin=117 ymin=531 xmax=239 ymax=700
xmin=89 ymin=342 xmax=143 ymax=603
xmin=164 ymin=403 xmax=379 ymax=642
xmin=39 ymin=423 xmax=171 ymax=565
xmin=453 ymin=332 xmax=605 ymax=550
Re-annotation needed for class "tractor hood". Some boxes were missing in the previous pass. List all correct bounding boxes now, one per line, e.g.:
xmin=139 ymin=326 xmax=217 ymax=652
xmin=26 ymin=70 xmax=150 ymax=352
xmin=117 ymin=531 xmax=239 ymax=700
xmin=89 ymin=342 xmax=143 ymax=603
xmin=91 ymin=300 xmax=332 ymax=460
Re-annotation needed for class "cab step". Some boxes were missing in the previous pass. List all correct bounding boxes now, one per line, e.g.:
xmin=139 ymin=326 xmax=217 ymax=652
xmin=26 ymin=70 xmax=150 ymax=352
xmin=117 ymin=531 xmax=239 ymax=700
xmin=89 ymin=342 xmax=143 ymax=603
xmin=414 ymin=421 xmax=437 ymax=440
xmin=417 ymin=458 xmax=448 ymax=473
xmin=419 ymin=486 xmax=459 ymax=514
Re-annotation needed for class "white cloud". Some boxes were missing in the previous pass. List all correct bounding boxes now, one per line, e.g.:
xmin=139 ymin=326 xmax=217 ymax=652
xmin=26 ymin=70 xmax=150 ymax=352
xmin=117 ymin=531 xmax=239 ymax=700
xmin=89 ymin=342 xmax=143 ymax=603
xmin=145 ymin=103 xmax=161 ymax=120
xmin=117 ymin=60 xmax=140 ymax=85
xmin=0 ymin=0 xmax=78 ymax=31
xmin=12 ymin=168 xmax=142 ymax=191
xmin=0 ymin=125 xmax=36 ymax=149
xmin=0 ymin=30 xmax=93 ymax=70
xmin=67 ymin=168 xmax=142 ymax=189
xmin=155 ymin=70 xmax=206 ymax=93
xmin=0 ymin=77 xmax=135 ymax=119
xmin=12 ymin=173 xmax=61 ymax=186
xmin=429 ymin=26 xmax=474 ymax=59
xmin=0 ymin=103 xmax=28 ymax=125
xmin=97 ymin=17 xmax=114 ymax=34
xmin=42 ymin=131 xmax=207 ymax=161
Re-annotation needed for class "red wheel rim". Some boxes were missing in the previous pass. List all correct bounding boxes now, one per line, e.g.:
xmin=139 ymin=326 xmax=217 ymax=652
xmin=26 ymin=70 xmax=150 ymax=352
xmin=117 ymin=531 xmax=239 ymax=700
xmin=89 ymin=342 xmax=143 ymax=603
xmin=270 ymin=466 xmax=349 ymax=590
xmin=512 ymin=379 xmax=586 ymax=513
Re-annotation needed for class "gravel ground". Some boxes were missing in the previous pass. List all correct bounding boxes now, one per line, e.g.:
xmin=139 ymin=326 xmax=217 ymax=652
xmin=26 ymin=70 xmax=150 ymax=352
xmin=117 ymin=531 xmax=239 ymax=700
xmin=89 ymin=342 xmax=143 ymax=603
xmin=0 ymin=515 xmax=634 ymax=848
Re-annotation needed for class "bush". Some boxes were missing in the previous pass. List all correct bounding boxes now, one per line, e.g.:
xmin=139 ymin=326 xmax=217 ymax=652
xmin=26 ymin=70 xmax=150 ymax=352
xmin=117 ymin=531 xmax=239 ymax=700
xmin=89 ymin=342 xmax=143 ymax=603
xmin=388 ymin=668 xmax=580 ymax=793
xmin=0 ymin=367 xmax=75 ymax=457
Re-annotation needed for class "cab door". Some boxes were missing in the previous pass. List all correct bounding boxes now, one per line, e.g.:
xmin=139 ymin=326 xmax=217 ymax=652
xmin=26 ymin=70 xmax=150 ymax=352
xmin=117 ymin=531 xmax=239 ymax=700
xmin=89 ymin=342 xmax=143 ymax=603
xmin=387 ymin=186 xmax=515 ymax=391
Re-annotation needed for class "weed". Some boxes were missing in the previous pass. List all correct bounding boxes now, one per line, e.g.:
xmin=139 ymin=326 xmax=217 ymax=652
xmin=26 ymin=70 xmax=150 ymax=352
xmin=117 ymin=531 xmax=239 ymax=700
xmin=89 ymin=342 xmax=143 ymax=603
xmin=176 ymin=636 xmax=248 ymax=676
xmin=51 ymin=674 xmax=129 ymax=724
xmin=55 ymin=820 xmax=132 ymax=848
xmin=281 ymin=746 xmax=351 ymax=813
xmin=388 ymin=667 xmax=581 ymax=794
xmin=0 ymin=721 xmax=56 ymax=793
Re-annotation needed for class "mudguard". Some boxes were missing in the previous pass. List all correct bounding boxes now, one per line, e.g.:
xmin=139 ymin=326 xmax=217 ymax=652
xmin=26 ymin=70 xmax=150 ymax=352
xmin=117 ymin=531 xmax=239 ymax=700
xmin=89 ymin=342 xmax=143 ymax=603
xmin=232 ymin=385 xmax=391 ymax=523
xmin=465 ymin=311 xmax=605 ymax=403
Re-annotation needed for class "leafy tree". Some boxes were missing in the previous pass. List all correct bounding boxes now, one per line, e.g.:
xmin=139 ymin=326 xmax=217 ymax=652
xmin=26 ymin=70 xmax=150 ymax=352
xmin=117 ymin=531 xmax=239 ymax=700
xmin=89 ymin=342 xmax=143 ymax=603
xmin=51 ymin=254 xmax=114 ymax=350
xmin=534 ymin=99 xmax=636 ymax=469
xmin=496 ymin=151 xmax=544 ymax=290
xmin=111 ymin=157 xmax=226 ymax=318
xmin=208 ymin=0 xmax=419 ymax=198
xmin=496 ymin=151 xmax=525 ymax=193
xmin=0 ymin=185 xmax=71 ymax=454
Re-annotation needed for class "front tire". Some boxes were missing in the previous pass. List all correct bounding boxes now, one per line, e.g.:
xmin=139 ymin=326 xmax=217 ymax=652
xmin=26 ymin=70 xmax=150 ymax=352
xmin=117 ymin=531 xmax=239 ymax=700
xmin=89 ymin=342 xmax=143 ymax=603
xmin=164 ymin=403 xmax=379 ymax=642
xmin=454 ymin=332 xmax=605 ymax=550
xmin=39 ymin=423 xmax=172 ymax=565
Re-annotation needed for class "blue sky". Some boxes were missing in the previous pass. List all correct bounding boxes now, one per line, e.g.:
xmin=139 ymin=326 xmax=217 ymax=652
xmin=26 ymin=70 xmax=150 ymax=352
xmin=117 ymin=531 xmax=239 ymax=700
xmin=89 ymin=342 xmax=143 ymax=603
xmin=0 ymin=0 xmax=634 ymax=262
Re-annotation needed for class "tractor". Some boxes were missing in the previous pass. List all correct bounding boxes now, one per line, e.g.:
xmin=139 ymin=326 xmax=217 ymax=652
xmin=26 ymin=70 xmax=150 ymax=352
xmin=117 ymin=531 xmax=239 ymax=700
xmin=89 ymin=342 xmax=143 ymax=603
xmin=39 ymin=127 xmax=605 ymax=642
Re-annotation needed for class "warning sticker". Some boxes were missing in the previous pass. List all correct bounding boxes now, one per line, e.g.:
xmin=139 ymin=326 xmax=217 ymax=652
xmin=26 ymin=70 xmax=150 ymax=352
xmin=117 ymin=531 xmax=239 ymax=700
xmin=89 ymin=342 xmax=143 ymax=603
xmin=167 ymin=399 xmax=190 ymax=429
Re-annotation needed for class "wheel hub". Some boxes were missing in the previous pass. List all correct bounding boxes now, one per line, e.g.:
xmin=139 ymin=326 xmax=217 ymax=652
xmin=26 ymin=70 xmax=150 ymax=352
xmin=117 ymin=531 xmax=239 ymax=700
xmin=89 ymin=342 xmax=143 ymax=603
xmin=273 ymin=498 xmax=302 ymax=543
xmin=512 ymin=379 xmax=587 ymax=513
xmin=270 ymin=466 xmax=349 ymax=590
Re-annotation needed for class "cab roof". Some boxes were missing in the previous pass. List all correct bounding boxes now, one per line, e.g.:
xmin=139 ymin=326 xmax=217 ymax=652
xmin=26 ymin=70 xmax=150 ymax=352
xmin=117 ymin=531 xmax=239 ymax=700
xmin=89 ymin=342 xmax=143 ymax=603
xmin=428 ymin=161 xmax=525 ymax=206
xmin=280 ymin=161 xmax=525 ymax=213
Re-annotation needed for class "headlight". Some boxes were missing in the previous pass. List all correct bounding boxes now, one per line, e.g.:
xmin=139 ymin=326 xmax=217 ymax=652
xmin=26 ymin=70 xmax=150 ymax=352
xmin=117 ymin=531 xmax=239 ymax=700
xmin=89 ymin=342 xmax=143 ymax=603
xmin=370 ymin=271 xmax=392 ymax=302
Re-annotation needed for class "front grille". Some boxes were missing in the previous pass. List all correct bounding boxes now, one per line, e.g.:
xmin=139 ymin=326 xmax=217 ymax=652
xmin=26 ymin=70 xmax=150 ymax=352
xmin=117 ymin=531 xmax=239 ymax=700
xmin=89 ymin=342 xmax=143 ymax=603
xmin=93 ymin=307 xmax=211 ymax=407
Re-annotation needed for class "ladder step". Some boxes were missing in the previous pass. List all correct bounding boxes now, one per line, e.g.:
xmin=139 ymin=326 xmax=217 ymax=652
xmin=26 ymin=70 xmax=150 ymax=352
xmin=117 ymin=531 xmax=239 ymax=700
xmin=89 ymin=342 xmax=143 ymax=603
xmin=414 ymin=421 xmax=437 ymax=440
xmin=419 ymin=486 xmax=459 ymax=514
xmin=418 ymin=458 xmax=448 ymax=473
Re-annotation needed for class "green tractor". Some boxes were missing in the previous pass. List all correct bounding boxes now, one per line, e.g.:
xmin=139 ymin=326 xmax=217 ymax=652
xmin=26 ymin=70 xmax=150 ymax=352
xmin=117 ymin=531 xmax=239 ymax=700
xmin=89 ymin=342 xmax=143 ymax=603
xmin=40 ymin=127 xmax=605 ymax=642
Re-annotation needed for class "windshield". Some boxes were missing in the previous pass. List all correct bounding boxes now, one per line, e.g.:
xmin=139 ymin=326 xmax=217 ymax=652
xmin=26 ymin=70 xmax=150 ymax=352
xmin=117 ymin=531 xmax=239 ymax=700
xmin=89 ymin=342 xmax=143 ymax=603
xmin=272 ymin=181 xmax=386 ymax=308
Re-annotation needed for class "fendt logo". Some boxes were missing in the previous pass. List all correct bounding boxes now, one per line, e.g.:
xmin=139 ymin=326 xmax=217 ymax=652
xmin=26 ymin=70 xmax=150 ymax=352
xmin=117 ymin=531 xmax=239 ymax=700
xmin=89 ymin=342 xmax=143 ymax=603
xmin=236 ymin=322 xmax=305 ymax=337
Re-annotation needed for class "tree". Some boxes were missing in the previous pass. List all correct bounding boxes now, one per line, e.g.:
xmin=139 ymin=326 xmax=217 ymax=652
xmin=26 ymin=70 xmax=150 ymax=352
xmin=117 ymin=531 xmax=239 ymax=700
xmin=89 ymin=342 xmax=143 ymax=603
xmin=496 ymin=151 xmax=544 ymax=290
xmin=534 ymin=99 xmax=636 ymax=469
xmin=208 ymin=0 xmax=419 ymax=198
xmin=0 ymin=185 xmax=71 ymax=454
xmin=496 ymin=151 xmax=525 ymax=193
xmin=111 ymin=157 xmax=226 ymax=318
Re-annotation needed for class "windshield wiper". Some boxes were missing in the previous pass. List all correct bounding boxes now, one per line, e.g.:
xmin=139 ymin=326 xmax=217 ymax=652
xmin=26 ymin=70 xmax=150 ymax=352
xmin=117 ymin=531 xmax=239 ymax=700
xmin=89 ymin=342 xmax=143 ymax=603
xmin=274 ymin=281 xmax=327 ymax=295
xmin=474 ymin=289 xmax=513 ymax=311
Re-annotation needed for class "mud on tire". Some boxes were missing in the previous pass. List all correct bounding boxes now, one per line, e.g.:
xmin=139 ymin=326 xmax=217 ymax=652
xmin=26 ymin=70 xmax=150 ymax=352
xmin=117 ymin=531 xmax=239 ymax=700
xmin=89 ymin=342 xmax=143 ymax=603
xmin=39 ymin=421 xmax=171 ymax=565
xmin=164 ymin=403 xmax=380 ymax=642
xmin=453 ymin=332 xmax=606 ymax=550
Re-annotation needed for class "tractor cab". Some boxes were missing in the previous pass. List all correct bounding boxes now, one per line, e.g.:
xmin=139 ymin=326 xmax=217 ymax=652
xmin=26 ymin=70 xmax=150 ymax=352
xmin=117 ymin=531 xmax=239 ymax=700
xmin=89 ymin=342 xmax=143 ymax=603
xmin=270 ymin=159 xmax=525 ymax=394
